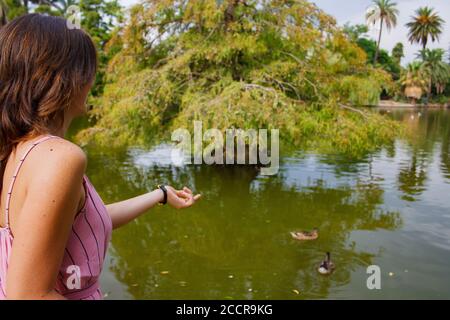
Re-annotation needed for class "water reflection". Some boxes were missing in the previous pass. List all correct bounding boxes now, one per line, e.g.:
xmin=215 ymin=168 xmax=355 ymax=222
xmin=398 ymin=153 xmax=428 ymax=202
xmin=86 ymin=149 xmax=400 ymax=299
xmin=388 ymin=109 xmax=450 ymax=200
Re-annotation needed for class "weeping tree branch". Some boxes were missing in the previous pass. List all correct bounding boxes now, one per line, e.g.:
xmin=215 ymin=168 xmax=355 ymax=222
xmin=338 ymin=103 xmax=369 ymax=119
xmin=281 ymin=51 xmax=371 ymax=119
xmin=262 ymin=73 xmax=301 ymax=100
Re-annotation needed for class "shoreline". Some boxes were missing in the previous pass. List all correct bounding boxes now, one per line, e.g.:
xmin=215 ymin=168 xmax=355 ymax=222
xmin=374 ymin=100 xmax=450 ymax=109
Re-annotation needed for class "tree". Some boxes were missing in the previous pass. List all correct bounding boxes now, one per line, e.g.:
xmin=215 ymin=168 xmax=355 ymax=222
xmin=343 ymin=23 xmax=368 ymax=43
xmin=79 ymin=0 xmax=122 ymax=96
xmin=79 ymin=0 xmax=122 ymax=48
xmin=1 ymin=0 xmax=121 ymax=96
xmin=365 ymin=0 xmax=398 ymax=64
xmin=4 ymin=0 xmax=26 ymax=20
xmin=32 ymin=0 xmax=77 ymax=15
xmin=357 ymin=37 xmax=400 ymax=79
xmin=406 ymin=7 xmax=444 ymax=50
xmin=418 ymin=49 xmax=450 ymax=96
xmin=391 ymin=42 xmax=404 ymax=66
xmin=55 ymin=0 xmax=78 ymax=12
xmin=76 ymin=0 xmax=398 ymax=154
xmin=400 ymin=62 xmax=428 ymax=103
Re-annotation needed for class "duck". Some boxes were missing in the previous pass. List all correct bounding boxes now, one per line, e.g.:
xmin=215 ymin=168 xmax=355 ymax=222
xmin=290 ymin=228 xmax=319 ymax=241
xmin=318 ymin=252 xmax=335 ymax=275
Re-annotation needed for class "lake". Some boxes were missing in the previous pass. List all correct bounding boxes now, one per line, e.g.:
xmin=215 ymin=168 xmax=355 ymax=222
xmin=80 ymin=108 xmax=450 ymax=299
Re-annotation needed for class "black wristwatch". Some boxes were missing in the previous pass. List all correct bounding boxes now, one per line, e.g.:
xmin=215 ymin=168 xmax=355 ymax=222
xmin=157 ymin=185 xmax=168 ymax=205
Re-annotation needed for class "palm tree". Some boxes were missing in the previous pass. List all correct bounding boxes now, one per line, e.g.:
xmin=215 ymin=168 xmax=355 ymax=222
xmin=391 ymin=42 xmax=404 ymax=65
xmin=0 ymin=0 xmax=7 ymax=27
xmin=366 ymin=0 xmax=399 ymax=64
xmin=400 ymin=61 xmax=428 ymax=103
xmin=406 ymin=7 xmax=444 ymax=50
xmin=418 ymin=49 xmax=450 ymax=96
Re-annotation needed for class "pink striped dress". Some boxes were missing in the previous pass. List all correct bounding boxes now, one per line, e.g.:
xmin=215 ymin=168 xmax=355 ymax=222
xmin=0 ymin=135 xmax=112 ymax=300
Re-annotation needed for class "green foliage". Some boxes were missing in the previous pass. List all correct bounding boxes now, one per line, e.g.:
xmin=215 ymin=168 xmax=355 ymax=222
xmin=78 ymin=0 xmax=123 ymax=96
xmin=356 ymin=38 xmax=400 ymax=79
xmin=406 ymin=6 xmax=444 ymax=49
xmin=330 ymin=69 xmax=393 ymax=105
xmin=78 ymin=0 xmax=400 ymax=157
xmin=401 ymin=61 xmax=427 ymax=87
xmin=342 ymin=23 xmax=400 ymax=80
xmin=398 ymin=49 xmax=450 ymax=102
xmin=80 ymin=0 xmax=122 ymax=48
xmin=1 ymin=0 xmax=121 ymax=96
xmin=4 ymin=0 xmax=26 ymax=21
xmin=391 ymin=42 xmax=404 ymax=65
xmin=342 ymin=23 xmax=368 ymax=43
xmin=417 ymin=48 xmax=450 ymax=95
xmin=292 ymin=104 xmax=400 ymax=156
xmin=34 ymin=4 xmax=60 ymax=16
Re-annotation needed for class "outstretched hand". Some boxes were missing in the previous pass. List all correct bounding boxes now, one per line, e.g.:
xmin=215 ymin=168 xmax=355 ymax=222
xmin=166 ymin=186 xmax=201 ymax=209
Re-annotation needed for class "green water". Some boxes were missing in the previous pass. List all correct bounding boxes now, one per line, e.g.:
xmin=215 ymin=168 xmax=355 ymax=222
xmin=79 ymin=109 xmax=450 ymax=299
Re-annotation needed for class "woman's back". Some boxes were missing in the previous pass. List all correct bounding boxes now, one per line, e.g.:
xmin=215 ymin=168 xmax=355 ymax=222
xmin=0 ymin=135 xmax=112 ymax=299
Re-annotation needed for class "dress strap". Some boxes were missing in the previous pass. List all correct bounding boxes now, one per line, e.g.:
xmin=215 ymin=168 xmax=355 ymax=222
xmin=4 ymin=135 xmax=59 ymax=228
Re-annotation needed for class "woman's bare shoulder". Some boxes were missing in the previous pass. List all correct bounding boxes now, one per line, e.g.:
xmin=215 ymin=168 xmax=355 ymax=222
xmin=26 ymin=138 xmax=87 ymax=178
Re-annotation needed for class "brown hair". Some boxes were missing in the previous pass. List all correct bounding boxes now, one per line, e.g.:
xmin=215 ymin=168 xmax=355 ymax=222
xmin=0 ymin=14 xmax=98 ymax=190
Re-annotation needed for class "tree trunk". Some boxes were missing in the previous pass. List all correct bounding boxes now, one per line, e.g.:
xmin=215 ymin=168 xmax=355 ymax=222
xmin=224 ymin=0 xmax=238 ymax=29
xmin=374 ymin=17 xmax=383 ymax=64
xmin=0 ymin=9 xmax=7 ymax=27
xmin=427 ymin=78 xmax=432 ymax=105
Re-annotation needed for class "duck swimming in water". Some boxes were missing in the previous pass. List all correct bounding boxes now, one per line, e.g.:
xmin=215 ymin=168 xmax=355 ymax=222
xmin=290 ymin=228 xmax=319 ymax=241
xmin=318 ymin=252 xmax=335 ymax=275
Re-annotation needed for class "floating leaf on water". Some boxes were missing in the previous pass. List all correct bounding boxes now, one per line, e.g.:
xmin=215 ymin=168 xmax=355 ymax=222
xmin=292 ymin=289 xmax=300 ymax=295
xmin=161 ymin=271 xmax=170 ymax=275
xmin=179 ymin=281 xmax=187 ymax=287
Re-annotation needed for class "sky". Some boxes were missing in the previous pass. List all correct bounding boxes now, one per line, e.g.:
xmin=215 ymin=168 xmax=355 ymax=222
xmin=119 ymin=0 xmax=450 ymax=65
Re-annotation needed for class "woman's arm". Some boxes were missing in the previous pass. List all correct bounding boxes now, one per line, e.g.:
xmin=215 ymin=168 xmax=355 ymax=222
xmin=106 ymin=186 xmax=201 ymax=229
xmin=6 ymin=140 xmax=86 ymax=300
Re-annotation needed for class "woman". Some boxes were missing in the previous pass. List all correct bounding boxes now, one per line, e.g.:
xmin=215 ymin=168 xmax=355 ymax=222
xmin=0 ymin=14 xmax=200 ymax=300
